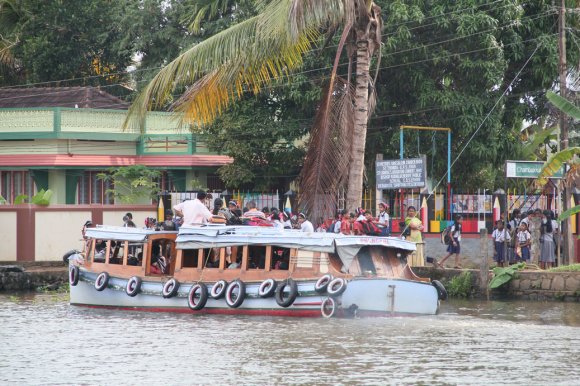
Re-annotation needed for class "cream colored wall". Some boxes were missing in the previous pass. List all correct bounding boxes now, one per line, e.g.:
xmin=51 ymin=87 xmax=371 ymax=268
xmin=35 ymin=211 xmax=91 ymax=261
xmin=49 ymin=170 xmax=66 ymax=204
xmin=102 ymin=210 xmax=156 ymax=228
xmin=0 ymin=212 xmax=17 ymax=261
xmin=69 ymin=140 xmax=137 ymax=155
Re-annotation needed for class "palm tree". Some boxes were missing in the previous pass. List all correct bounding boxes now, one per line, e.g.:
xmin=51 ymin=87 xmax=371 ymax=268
xmin=127 ymin=0 xmax=383 ymax=220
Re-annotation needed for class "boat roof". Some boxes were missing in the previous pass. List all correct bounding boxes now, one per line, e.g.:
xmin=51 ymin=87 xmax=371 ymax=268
xmin=176 ymin=225 xmax=417 ymax=268
xmin=84 ymin=224 xmax=417 ymax=268
xmin=85 ymin=226 xmax=177 ymax=242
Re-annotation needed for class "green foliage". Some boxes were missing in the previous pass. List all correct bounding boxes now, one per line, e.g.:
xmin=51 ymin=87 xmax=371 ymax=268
xmin=548 ymin=264 xmax=580 ymax=273
xmin=31 ymin=189 xmax=52 ymax=206
xmin=447 ymin=271 xmax=473 ymax=298
xmin=203 ymin=96 xmax=308 ymax=189
xmin=489 ymin=262 xmax=526 ymax=289
xmin=0 ymin=194 xmax=6 ymax=204
xmin=97 ymin=165 xmax=160 ymax=204
xmin=546 ymin=91 xmax=580 ymax=120
xmin=14 ymin=194 xmax=27 ymax=204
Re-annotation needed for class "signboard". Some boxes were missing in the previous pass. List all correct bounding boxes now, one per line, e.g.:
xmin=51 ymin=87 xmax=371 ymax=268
xmin=376 ymin=157 xmax=426 ymax=189
xmin=505 ymin=160 xmax=565 ymax=179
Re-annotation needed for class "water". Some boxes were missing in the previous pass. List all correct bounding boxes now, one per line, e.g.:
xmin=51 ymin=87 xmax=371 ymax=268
xmin=1 ymin=294 xmax=580 ymax=385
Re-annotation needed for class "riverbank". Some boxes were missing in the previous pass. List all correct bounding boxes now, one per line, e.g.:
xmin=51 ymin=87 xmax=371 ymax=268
xmin=0 ymin=262 xmax=67 ymax=292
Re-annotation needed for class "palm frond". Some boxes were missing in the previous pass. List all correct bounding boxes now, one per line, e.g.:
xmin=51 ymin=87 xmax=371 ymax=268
xmin=558 ymin=204 xmax=580 ymax=222
xmin=521 ymin=126 xmax=557 ymax=159
xmin=125 ymin=0 xmax=346 ymax=132
xmin=182 ymin=0 xmax=234 ymax=35
xmin=297 ymin=77 xmax=355 ymax=222
xmin=546 ymin=91 xmax=580 ymax=120
xmin=537 ymin=147 xmax=580 ymax=186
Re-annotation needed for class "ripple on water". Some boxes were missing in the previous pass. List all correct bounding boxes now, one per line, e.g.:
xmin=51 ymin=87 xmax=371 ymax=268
xmin=1 ymin=296 xmax=580 ymax=385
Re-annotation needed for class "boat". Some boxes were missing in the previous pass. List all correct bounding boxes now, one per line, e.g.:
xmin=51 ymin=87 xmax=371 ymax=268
xmin=68 ymin=224 xmax=447 ymax=317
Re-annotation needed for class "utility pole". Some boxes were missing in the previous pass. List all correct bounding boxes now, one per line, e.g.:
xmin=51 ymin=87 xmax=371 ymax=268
xmin=558 ymin=0 xmax=574 ymax=265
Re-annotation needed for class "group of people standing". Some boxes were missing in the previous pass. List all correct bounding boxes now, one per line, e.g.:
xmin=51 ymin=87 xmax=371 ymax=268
xmin=492 ymin=208 xmax=559 ymax=269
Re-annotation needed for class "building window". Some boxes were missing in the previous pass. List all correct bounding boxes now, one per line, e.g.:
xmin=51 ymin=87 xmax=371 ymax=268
xmin=0 ymin=171 xmax=35 ymax=204
xmin=78 ymin=171 xmax=114 ymax=204
xmin=158 ymin=171 xmax=176 ymax=192
xmin=207 ymin=173 xmax=226 ymax=191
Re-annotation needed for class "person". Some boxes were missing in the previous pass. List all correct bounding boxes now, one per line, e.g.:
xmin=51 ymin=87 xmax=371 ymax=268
xmin=272 ymin=212 xmax=285 ymax=230
xmin=515 ymin=222 xmax=531 ymax=263
xmin=160 ymin=210 xmax=177 ymax=231
xmin=281 ymin=211 xmax=293 ymax=229
xmin=81 ymin=220 xmax=95 ymax=253
xmin=404 ymin=206 xmax=423 ymax=243
xmin=362 ymin=211 xmax=381 ymax=236
xmin=298 ymin=213 xmax=314 ymax=232
xmin=332 ymin=211 xmax=343 ymax=233
xmin=492 ymin=220 xmax=511 ymax=267
xmin=122 ymin=214 xmax=136 ymax=228
xmin=507 ymin=209 xmax=522 ymax=264
xmin=173 ymin=191 xmax=213 ymax=225
xmin=355 ymin=207 xmax=366 ymax=221
xmin=212 ymin=198 xmax=223 ymax=215
xmin=150 ymin=243 xmax=167 ymax=274
xmin=262 ymin=207 xmax=271 ymax=219
xmin=377 ymin=202 xmax=390 ymax=236
xmin=244 ymin=201 xmax=266 ymax=218
xmin=340 ymin=212 xmax=353 ymax=235
xmin=540 ymin=210 xmax=558 ymax=269
xmin=439 ymin=215 xmax=463 ymax=269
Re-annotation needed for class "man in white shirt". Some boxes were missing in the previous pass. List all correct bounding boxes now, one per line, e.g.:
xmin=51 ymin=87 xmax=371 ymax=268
xmin=173 ymin=191 xmax=212 ymax=225
xmin=298 ymin=213 xmax=314 ymax=233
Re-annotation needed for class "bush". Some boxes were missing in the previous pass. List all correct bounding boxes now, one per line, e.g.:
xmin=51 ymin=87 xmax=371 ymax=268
xmin=447 ymin=271 xmax=473 ymax=298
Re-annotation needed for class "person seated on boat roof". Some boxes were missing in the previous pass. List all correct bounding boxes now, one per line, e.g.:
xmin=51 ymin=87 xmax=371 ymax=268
xmin=160 ymin=210 xmax=177 ymax=231
xmin=262 ymin=207 xmax=270 ymax=218
xmin=228 ymin=254 xmax=240 ymax=269
xmin=244 ymin=201 xmax=266 ymax=219
xmin=298 ymin=213 xmax=314 ymax=233
xmin=173 ymin=191 xmax=213 ymax=225
xmin=150 ymin=243 xmax=167 ymax=274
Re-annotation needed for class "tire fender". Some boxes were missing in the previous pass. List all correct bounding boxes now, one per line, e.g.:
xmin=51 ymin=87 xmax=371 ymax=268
xmin=225 ymin=280 xmax=246 ymax=308
xmin=69 ymin=266 xmax=80 ymax=286
xmin=321 ymin=297 xmax=337 ymax=318
xmin=275 ymin=278 xmax=298 ymax=308
xmin=210 ymin=280 xmax=228 ymax=299
xmin=314 ymin=274 xmax=333 ymax=293
xmin=258 ymin=279 xmax=277 ymax=298
xmin=162 ymin=278 xmax=180 ymax=298
xmin=432 ymin=280 xmax=448 ymax=301
xmin=94 ymin=272 xmax=110 ymax=291
xmin=188 ymin=283 xmax=209 ymax=310
xmin=126 ymin=276 xmax=142 ymax=297
xmin=327 ymin=277 xmax=347 ymax=297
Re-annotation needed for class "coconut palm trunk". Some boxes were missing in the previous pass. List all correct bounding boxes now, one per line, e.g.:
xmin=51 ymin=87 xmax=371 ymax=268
xmin=347 ymin=38 xmax=371 ymax=212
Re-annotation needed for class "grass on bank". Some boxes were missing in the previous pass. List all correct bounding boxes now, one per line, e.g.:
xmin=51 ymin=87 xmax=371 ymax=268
xmin=548 ymin=264 xmax=580 ymax=272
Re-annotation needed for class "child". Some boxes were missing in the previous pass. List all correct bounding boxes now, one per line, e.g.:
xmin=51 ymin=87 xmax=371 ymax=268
xmin=492 ymin=220 xmax=511 ymax=267
xmin=439 ymin=215 xmax=463 ymax=269
xmin=515 ymin=222 xmax=531 ymax=263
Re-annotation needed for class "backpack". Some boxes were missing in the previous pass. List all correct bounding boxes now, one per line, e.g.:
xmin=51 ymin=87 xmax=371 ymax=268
xmin=441 ymin=225 xmax=453 ymax=245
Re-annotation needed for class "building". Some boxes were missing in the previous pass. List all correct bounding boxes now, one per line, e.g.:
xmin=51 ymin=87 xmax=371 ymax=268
xmin=0 ymin=87 xmax=231 ymax=204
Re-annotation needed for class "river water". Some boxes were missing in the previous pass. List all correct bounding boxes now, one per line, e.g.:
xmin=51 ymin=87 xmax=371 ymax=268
xmin=1 ymin=294 xmax=579 ymax=385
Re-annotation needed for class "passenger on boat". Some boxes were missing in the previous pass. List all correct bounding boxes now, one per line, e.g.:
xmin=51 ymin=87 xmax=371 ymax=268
xmin=362 ymin=211 xmax=382 ymax=236
xmin=123 ymin=214 xmax=136 ymax=228
xmin=150 ymin=243 xmax=167 ymax=274
xmin=262 ymin=207 xmax=271 ymax=218
xmin=244 ymin=201 xmax=266 ymax=218
xmin=340 ymin=212 xmax=352 ymax=235
xmin=298 ymin=213 xmax=314 ymax=233
xmin=281 ymin=211 xmax=292 ymax=229
xmin=160 ymin=210 xmax=177 ymax=231
xmin=272 ymin=212 xmax=285 ymax=230
xmin=93 ymin=240 xmax=107 ymax=262
xmin=173 ymin=191 xmax=213 ymax=225
xmin=352 ymin=211 xmax=364 ymax=235
xmin=228 ymin=201 xmax=243 ymax=217
xmin=212 ymin=198 xmax=223 ymax=215
xmin=82 ymin=220 xmax=95 ymax=252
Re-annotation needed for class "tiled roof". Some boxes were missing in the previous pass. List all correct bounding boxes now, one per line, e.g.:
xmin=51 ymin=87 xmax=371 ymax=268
xmin=0 ymin=154 xmax=232 ymax=167
xmin=0 ymin=87 xmax=130 ymax=109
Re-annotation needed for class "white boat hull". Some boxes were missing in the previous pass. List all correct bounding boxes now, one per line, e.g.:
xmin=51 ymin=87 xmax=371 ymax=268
xmin=70 ymin=268 xmax=440 ymax=317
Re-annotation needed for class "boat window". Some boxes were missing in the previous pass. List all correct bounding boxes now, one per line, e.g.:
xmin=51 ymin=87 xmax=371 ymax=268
xmin=271 ymin=247 xmax=290 ymax=270
xmin=108 ymin=241 xmax=124 ymax=265
xmin=127 ymin=242 xmax=145 ymax=267
xmin=182 ymin=249 xmax=199 ymax=268
xmin=248 ymin=246 xmax=267 ymax=269
xmin=92 ymin=239 xmax=107 ymax=263
xmin=356 ymin=246 xmax=376 ymax=275
xmin=202 ymin=248 xmax=220 ymax=269
xmin=227 ymin=246 xmax=242 ymax=269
